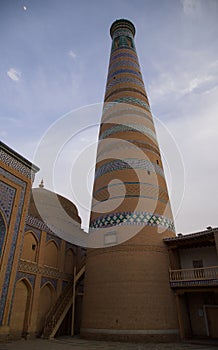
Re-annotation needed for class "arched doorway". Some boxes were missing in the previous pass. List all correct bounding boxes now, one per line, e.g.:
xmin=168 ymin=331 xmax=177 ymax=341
xmin=10 ymin=279 xmax=32 ymax=336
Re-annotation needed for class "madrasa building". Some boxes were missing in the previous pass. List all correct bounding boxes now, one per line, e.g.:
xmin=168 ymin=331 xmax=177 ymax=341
xmin=0 ymin=19 xmax=218 ymax=342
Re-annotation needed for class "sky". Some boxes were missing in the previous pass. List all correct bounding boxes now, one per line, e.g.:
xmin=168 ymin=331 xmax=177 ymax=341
xmin=1 ymin=0 xmax=218 ymax=234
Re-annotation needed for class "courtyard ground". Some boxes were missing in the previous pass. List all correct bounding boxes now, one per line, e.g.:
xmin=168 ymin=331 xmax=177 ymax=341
xmin=0 ymin=337 xmax=218 ymax=350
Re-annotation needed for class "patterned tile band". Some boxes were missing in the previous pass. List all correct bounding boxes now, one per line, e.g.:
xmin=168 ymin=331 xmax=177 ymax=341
xmin=90 ymin=211 xmax=175 ymax=232
xmin=109 ymin=59 xmax=140 ymax=72
xmin=104 ymin=97 xmax=150 ymax=113
xmin=92 ymin=182 xmax=169 ymax=207
xmin=112 ymin=29 xmax=134 ymax=39
xmin=94 ymin=159 xmax=164 ymax=180
xmin=99 ymin=124 xmax=156 ymax=141
xmin=112 ymin=36 xmax=135 ymax=51
xmin=110 ymin=51 xmax=138 ymax=62
xmin=92 ymin=195 xmax=167 ymax=207
xmin=97 ymin=139 xmax=160 ymax=159
xmin=102 ymin=106 xmax=152 ymax=122
xmin=93 ymin=181 xmax=168 ymax=197
xmin=107 ymin=68 xmax=142 ymax=81
xmin=106 ymin=76 xmax=145 ymax=90
xmin=0 ymin=149 xmax=33 ymax=179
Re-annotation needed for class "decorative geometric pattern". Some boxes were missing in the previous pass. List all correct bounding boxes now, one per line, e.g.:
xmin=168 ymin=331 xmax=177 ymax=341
xmin=18 ymin=259 xmax=72 ymax=280
xmin=97 ymin=139 xmax=160 ymax=159
xmin=0 ymin=181 xmax=16 ymax=223
xmin=110 ymin=52 xmax=137 ymax=61
xmin=15 ymin=271 xmax=36 ymax=289
xmin=99 ymin=124 xmax=156 ymax=141
xmin=24 ymin=224 xmax=41 ymax=242
xmin=112 ymin=35 xmax=135 ymax=51
xmin=65 ymin=241 xmax=76 ymax=254
xmin=107 ymin=68 xmax=142 ymax=81
xmin=112 ymin=97 xmax=150 ymax=111
xmin=109 ymin=59 xmax=140 ymax=72
xmin=0 ymin=212 xmax=6 ymax=258
xmin=26 ymin=215 xmax=56 ymax=236
xmin=95 ymin=159 xmax=164 ymax=180
xmin=170 ymin=279 xmax=218 ymax=288
xmin=113 ymin=29 xmax=134 ymax=39
xmin=41 ymin=277 xmax=57 ymax=290
xmin=102 ymin=106 xmax=152 ymax=123
xmin=0 ymin=167 xmax=26 ymax=326
xmin=90 ymin=211 xmax=175 ymax=232
xmin=46 ymin=232 xmax=61 ymax=248
xmin=92 ymin=182 xmax=168 ymax=205
xmin=106 ymin=76 xmax=145 ymax=90
xmin=0 ymin=149 xmax=33 ymax=180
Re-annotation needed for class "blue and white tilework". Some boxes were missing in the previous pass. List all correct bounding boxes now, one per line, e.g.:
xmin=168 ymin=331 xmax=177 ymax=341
xmin=90 ymin=211 xmax=175 ymax=232
xmin=0 ymin=168 xmax=26 ymax=326
xmin=99 ymin=123 xmax=156 ymax=141
xmin=41 ymin=277 xmax=57 ymax=290
xmin=94 ymin=159 xmax=164 ymax=180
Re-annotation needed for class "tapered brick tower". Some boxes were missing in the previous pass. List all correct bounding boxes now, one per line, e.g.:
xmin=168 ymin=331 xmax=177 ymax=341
xmin=81 ymin=19 xmax=179 ymax=341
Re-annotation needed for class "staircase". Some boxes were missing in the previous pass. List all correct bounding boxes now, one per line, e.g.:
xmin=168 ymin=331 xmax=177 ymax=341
xmin=42 ymin=261 xmax=86 ymax=339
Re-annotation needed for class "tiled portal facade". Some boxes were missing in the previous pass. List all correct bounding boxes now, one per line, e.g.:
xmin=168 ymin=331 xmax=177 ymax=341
xmin=0 ymin=142 xmax=85 ymax=338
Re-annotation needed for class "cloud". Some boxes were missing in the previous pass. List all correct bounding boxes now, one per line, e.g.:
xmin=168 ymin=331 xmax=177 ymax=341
xmin=148 ymin=57 xmax=218 ymax=105
xmin=181 ymin=0 xmax=202 ymax=16
xmin=7 ymin=68 xmax=21 ymax=82
xmin=69 ymin=50 xmax=76 ymax=59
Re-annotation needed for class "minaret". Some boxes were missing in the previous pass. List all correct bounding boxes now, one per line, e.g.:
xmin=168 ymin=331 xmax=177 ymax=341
xmin=81 ymin=19 xmax=179 ymax=341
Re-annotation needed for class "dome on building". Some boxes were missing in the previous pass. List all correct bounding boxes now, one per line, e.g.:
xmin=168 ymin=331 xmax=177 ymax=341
xmin=29 ymin=186 xmax=81 ymax=226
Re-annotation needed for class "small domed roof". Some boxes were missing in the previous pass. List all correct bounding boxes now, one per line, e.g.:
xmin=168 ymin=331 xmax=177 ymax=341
xmin=29 ymin=187 xmax=81 ymax=225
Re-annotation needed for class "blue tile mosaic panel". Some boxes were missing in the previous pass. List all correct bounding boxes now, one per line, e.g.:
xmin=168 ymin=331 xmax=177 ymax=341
xmin=0 ymin=181 xmax=16 ymax=223
xmin=90 ymin=211 xmax=175 ymax=232
xmin=0 ymin=168 xmax=26 ymax=326
xmin=0 ymin=212 xmax=6 ymax=258
xmin=41 ymin=277 xmax=57 ymax=290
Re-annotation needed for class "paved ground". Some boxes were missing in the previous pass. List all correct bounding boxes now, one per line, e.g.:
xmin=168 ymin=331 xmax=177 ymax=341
xmin=0 ymin=337 xmax=217 ymax=350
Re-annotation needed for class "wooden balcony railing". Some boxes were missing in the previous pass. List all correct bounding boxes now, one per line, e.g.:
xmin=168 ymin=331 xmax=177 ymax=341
xmin=169 ymin=265 xmax=218 ymax=287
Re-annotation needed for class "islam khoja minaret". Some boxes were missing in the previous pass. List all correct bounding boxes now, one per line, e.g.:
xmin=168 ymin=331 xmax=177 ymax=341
xmin=81 ymin=19 xmax=179 ymax=341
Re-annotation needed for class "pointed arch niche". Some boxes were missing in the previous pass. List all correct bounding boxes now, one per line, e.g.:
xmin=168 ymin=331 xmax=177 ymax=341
xmin=36 ymin=282 xmax=56 ymax=334
xmin=64 ymin=248 xmax=74 ymax=274
xmin=10 ymin=278 xmax=32 ymax=335
xmin=44 ymin=240 xmax=58 ymax=268
xmin=21 ymin=231 xmax=38 ymax=262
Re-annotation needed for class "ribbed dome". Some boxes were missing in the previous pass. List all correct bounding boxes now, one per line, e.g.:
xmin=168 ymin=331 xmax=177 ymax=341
xmin=29 ymin=187 xmax=81 ymax=224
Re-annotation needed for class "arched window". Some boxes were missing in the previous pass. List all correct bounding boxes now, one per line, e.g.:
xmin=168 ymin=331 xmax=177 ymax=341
xmin=21 ymin=232 xmax=38 ymax=262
